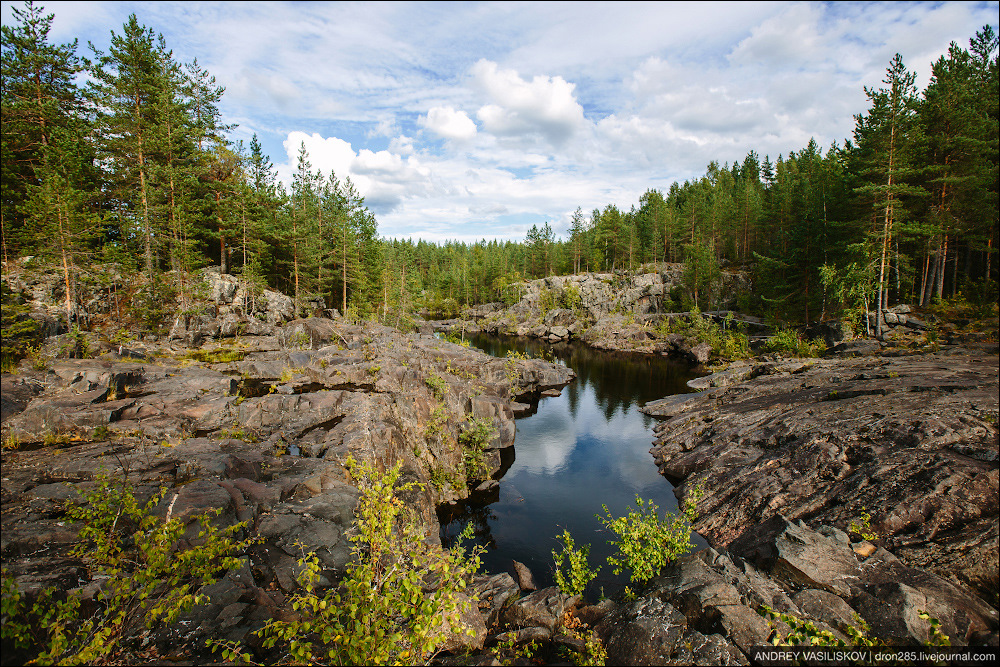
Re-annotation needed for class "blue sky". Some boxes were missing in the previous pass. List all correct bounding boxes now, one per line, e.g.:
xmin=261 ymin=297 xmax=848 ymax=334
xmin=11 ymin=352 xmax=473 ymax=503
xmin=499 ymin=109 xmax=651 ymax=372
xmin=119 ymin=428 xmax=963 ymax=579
xmin=2 ymin=1 xmax=997 ymax=243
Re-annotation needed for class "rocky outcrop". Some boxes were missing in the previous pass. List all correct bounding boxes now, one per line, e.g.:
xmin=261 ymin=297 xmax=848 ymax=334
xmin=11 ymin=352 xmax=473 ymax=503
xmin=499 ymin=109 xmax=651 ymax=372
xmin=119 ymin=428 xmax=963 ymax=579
xmin=644 ymin=350 xmax=1000 ymax=602
xmin=455 ymin=514 xmax=998 ymax=665
xmin=595 ymin=518 xmax=998 ymax=664
xmin=1 ymin=319 xmax=573 ymax=658
xmin=434 ymin=266 xmax=749 ymax=353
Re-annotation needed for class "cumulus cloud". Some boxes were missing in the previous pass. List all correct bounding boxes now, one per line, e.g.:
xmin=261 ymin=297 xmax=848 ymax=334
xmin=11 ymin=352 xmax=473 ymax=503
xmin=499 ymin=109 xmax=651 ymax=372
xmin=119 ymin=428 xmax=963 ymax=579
xmin=418 ymin=106 xmax=478 ymax=141
xmin=283 ymin=132 xmax=356 ymax=181
xmin=52 ymin=0 xmax=987 ymax=243
xmin=281 ymin=131 xmax=440 ymax=216
xmin=471 ymin=59 xmax=586 ymax=146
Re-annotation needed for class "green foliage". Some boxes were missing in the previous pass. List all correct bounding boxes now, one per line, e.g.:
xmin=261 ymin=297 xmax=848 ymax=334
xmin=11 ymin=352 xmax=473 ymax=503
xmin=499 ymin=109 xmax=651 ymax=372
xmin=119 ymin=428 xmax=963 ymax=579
xmin=181 ymin=346 xmax=246 ymax=364
xmin=559 ymin=626 xmax=608 ymax=667
xmin=762 ymin=328 xmax=826 ymax=358
xmin=425 ymin=405 xmax=449 ymax=440
xmin=682 ymin=241 xmax=722 ymax=310
xmin=847 ymin=507 xmax=880 ymax=541
xmin=494 ymin=635 xmax=541 ymax=666
xmin=458 ymin=417 xmax=495 ymax=481
xmin=918 ymin=610 xmax=951 ymax=647
xmin=561 ymin=284 xmax=582 ymax=310
xmin=252 ymin=456 xmax=483 ymax=665
xmin=441 ymin=331 xmax=471 ymax=347
xmin=0 ymin=280 xmax=41 ymax=369
xmin=760 ymin=605 xmax=881 ymax=647
xmin=60 ymin=326 xmax=91 ymax=359
xmin=1 ymin=471 xmax=250 ymax=665
xmin=761 ymin=605 xmax=950 ymax=648
xmin=288 ymin=330 xmax=311 ymax=350
xmin=425 ymin=374 xmax=448 ymax=401
xmin=597 ymin=485 xmax=703 ymax=586
xmin=552 ymin=529 xmax=599 ymax=597
xmin=929 ymin=279 xmax=1000 ymax=324
xmin=428 ymin=467 xmax=459 ymax=493
xmin=655 ymin=308 xmax=751 ymax=361
xmin=502 ymin=350 xmax=528 ymax=396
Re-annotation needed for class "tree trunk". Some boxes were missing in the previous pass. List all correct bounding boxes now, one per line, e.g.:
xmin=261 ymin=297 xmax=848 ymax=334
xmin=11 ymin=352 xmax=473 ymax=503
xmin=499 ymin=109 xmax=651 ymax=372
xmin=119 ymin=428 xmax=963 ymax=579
xmin=936 ymin=235 xmax=948 ymax=300
xmin=919 ymin=251 xmax=930 ymax=306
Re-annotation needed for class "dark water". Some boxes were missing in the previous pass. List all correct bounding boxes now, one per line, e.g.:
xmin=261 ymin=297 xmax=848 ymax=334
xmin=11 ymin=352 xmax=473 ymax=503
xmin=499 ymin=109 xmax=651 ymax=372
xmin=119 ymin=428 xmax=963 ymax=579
xmin=439 ymin=333 xmax=707 ymax=599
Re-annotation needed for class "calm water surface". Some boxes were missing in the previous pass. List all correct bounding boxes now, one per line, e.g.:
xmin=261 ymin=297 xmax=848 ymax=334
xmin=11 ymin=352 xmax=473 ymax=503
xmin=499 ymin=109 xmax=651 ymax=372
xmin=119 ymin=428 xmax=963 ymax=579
xmin=439 ymin=333 xmax=707 ymax=598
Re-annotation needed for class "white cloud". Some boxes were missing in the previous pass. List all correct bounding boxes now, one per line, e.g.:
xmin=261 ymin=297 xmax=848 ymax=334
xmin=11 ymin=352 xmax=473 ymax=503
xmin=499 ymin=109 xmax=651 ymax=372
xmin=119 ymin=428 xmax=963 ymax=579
xmin=471 ymin=59 xmax=586 ymax=146
xmin=419 ymin=106 xmax=478 ymax=141
xmin=728 ymin=3 xmax=827 ymax=67
xmin=38 ymin=0 xmax=995 ymax=243
xmin=283 ymin=132 xmax=356 ymax=182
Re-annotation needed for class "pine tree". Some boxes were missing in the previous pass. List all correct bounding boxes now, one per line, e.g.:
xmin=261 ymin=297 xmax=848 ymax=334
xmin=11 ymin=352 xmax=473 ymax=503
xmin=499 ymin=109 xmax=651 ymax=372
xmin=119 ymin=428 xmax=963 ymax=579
xmin=88 ymin=15 xmax=165 ymax=299
xmin=569 ymin=207 xmax=586 ymax=274
xmin=1 ymin=0 xmax=86 ymax=264
xmin=851 ymin=54 xmax=925 ymax=337
xmin=20 ymin=126 xmax=99 ymax=327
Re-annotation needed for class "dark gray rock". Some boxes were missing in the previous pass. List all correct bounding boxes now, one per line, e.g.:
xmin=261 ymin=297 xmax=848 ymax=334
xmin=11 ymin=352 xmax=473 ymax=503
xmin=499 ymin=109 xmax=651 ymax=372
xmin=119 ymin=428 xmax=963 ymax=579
xmin=501 ymin=586 xmax=581 ymax=634
xmin=648 ymin=351 xmax=999 ymax=600
xmin=470 ymin=572 xmax=519 ymax=629
xmin=511 ymin=560 xmax=538 ymax=592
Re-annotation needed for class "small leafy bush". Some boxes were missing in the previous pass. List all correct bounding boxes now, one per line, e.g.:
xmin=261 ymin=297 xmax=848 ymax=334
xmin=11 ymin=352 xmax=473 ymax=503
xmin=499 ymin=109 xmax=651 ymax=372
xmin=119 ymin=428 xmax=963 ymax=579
xmin=848 ymin=507 xmax=879 ymax=541
xmin=425 ymin=374 xmax=448 ymax=400
xmin=249 ymin=456 xmax=483 ymax=665
xmin=597 ymin=485 xmax=703 ymax=586
xmin=760 ymin=605 xmax=949 ymax=648
xmin=459 ymin=417 xmax=495 ymax=481
xmin=442 ymin=331 xmax=471 ymax=347
xmin=1 ymin=472 xmax=250 ymax=665
xmin=760 ymin=605 xmax=881 ymax=647
xmin=655 ymin=308 xmax=750 ymax=361
xmin=552 ymin=529 xmax=599 ymax=597
xmin=762 ymin=328 xmax=825 ymax=358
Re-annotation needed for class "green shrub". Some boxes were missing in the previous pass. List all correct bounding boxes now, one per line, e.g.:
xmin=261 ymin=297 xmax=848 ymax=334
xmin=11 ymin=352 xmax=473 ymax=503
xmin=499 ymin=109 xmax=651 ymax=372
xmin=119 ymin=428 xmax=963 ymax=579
xmin=597 ymin=485 xmax=703 ymax=586
xmin=762 ymin=328 xmax=825 ymax=358
xmin=459 ymin=417 xmax=495 ymax=481
xmin=847 ymin=507 xmax=879 ymax=541
xmin=655 ymin=308 xmax=750 ymax=362
xmin=552 ymin=529 xmax=599 ymax=597
xmin=1 ymin=472 xmax=250 ymax=665
xmin=560 ymin=284 xmax=582 ymax=310
xmin=249 ymin=457 xmax=483 ymax=665
xmin=442 ymin=331 xmax=471 ymax=347
xmin=760 ymin=605 xmax=881 ymax=647
xmin=425 ymin=374 xmax=448 ymax=400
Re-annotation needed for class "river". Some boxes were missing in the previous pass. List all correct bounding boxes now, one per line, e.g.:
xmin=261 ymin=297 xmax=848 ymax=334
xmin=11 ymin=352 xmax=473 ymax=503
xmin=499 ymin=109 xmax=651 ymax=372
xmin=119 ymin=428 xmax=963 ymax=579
xmin=439 ymin=332 xmax=708 ymax=599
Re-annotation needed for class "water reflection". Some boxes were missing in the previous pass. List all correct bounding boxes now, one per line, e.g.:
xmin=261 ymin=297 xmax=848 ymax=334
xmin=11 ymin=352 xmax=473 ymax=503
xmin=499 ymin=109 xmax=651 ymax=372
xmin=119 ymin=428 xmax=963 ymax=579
xmin=440 ymin=334 xmax=706 ymax=599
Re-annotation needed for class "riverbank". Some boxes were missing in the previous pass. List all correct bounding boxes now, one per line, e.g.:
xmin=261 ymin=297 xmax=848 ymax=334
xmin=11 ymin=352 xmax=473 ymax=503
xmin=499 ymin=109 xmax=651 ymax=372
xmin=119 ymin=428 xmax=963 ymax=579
xmin=3 ymin=266 xmax=998 ymax=663
xmin=643 ymin=347 xmax=1000 ymax=604
xmin=1 ymin=317 xmax=575 ymax=662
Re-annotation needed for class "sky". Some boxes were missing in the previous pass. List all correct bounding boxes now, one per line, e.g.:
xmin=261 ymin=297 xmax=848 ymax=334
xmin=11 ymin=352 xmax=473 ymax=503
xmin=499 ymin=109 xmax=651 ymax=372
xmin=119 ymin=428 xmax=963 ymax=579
xmin=2 ymin=1 xmax=997 ymax=243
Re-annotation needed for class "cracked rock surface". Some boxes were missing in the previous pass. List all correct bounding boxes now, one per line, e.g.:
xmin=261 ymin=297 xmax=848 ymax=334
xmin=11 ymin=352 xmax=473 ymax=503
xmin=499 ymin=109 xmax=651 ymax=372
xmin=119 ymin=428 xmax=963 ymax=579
xmin=1 ymin=318 xmax=573 ymax=658
xmin=645 ymin=349 xmax=999 ymax=602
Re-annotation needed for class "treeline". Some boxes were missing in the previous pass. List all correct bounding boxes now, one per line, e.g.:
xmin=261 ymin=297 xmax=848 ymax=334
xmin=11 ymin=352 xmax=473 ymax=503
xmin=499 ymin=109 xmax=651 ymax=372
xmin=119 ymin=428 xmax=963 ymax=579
xmin=1 ymin=2 xmax=382 ymax=326
xmin=2 ymin=1 xmax=997 ymax=334
xmin=418 ymin=32 xmax=997 ymax=328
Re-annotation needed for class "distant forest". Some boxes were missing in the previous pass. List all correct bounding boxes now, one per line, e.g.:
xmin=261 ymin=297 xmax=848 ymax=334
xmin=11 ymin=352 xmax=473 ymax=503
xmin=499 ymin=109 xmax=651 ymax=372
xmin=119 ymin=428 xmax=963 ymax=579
xmin=2 ymin=1 xmax=997 ymax=331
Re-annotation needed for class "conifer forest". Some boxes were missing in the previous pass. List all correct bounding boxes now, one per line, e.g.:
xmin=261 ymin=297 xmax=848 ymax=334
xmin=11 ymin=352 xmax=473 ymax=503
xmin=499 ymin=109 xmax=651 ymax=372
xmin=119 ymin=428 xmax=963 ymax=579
xmin=2 ymin=1 xmax=997 ymax=336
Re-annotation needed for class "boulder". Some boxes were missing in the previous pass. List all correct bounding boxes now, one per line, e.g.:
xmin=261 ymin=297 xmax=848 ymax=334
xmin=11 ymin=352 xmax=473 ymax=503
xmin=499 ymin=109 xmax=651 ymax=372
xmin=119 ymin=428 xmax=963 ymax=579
xmin=500 ymin=586 xmax=581 ymax=634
